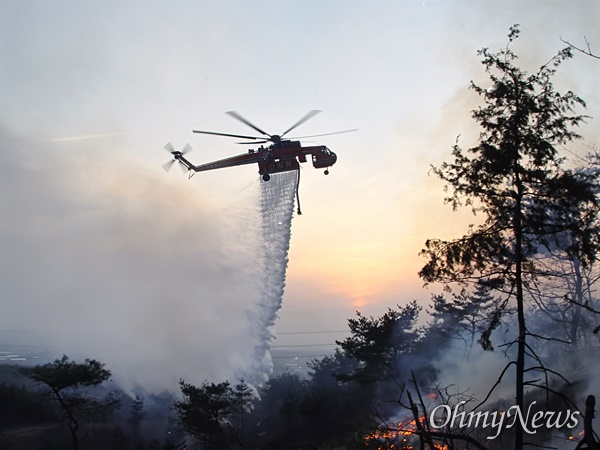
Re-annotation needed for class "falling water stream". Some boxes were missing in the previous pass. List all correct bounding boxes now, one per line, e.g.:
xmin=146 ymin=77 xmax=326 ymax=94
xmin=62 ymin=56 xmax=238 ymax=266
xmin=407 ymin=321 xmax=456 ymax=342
xmin=242 ymin=171 xmax=297 ymax=385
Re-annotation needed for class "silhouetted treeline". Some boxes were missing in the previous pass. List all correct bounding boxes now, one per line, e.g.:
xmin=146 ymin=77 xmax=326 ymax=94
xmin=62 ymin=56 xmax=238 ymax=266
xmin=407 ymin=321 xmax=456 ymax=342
xmin=0 ymin=300 xmax=472 ymax=449
xmin=0 ymin=364 xmax=184 ymax=450
xmin=1 ymin=284 xmax=598 ymax=450
xmin=170 ymin=295 xmax=597 ymax=450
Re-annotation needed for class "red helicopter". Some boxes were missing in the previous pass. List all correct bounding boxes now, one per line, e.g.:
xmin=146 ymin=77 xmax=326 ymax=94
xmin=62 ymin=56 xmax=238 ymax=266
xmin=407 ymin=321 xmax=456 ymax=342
xmin=162 ymin=110 xmax=355 ymax=214
xmin=162 ymin=110 xmax=356 ymax=181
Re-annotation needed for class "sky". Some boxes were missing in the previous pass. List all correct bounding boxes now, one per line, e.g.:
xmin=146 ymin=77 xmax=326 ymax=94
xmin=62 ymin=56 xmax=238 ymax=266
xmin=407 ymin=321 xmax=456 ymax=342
xmin=1 ymin=1 xmax=599 ymax=390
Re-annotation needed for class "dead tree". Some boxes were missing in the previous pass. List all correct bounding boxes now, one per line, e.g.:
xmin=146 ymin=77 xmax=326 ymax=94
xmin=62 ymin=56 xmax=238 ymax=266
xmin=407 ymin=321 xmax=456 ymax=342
xmin=575 ymin=395 xmax=600 ymax=450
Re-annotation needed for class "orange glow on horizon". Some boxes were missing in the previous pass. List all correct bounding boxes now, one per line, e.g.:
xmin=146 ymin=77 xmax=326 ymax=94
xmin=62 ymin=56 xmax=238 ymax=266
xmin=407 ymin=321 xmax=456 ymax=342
xmin=352 ymin=297 xmax=367 ymax=308
xmin=288 ymin=240 xmax=426 ymax=311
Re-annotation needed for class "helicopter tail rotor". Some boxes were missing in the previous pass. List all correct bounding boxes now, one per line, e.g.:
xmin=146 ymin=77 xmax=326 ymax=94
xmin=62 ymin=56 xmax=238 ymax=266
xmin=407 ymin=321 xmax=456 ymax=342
xmin=162 ymin=142 xmax=192 ymax=173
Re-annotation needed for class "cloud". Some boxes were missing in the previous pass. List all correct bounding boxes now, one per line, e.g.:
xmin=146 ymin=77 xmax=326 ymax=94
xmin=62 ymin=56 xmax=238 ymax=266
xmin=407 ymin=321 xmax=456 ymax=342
xmin=44 ymin=132 xmax=129 ymax=143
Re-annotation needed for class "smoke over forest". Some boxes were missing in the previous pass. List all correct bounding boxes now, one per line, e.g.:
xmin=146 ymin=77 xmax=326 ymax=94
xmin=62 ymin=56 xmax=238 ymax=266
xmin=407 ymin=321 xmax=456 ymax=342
xmin=0 ymin=124 xmax=298 ymax=393
xmin=1 ymin=13 xmax=599 ymax=450
xmin=2 ymin=125 xmax=598 ymax=449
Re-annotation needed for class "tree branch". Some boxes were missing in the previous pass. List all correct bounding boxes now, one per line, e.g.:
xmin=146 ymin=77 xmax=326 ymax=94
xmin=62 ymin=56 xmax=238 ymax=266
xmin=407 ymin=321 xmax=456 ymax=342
xmin=560 ymin=37 xmax=600 ymax=60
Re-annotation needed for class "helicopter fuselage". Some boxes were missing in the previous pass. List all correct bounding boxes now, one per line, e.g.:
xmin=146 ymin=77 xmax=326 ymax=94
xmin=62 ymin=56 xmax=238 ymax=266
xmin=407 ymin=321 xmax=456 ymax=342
xmin=174 ymin=141 xmax=337 ymax=179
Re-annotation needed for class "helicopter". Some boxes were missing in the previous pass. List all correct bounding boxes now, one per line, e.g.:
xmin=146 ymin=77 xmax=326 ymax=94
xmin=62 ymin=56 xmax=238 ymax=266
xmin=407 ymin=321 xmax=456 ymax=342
xmin=163 ymin=110 xmax=356 ymax=181
xmin=162 ymin=110 xmax=356 ymax=214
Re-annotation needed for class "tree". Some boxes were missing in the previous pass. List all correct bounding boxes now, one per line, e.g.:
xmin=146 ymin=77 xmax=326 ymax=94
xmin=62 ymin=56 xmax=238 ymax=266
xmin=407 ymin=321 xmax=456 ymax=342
xmin=336 ymin=301 xmax=423 ymax=385
xmin=526 ymin=150 xmax=600 ymax=351
xmin=527 ymin=245 xmax=600 ymax=350
xmin=128 ymin=394 xmax=147 ymax=449
xmin=419 ymin=26 xmax=599 ymax=449
xmin=306 ymin=350 xmax=373 ymax=441
xmin=19 ymin=355 xmax=115 ymax=450
xmin=427 ymin=283 xmax=504 ymax=352
xmin=228 ymin=379 xmax=254 ymax=450
xmin=173 ymin=379 xmax=234 ymax=449
xmin=561 ymin=36 xmax=600 ymax=60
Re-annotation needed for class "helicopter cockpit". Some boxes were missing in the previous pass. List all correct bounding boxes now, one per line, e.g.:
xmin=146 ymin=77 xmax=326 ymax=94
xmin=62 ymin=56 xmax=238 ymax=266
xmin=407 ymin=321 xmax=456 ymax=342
xmin=311 ymin=146 xmax=337 ymax=169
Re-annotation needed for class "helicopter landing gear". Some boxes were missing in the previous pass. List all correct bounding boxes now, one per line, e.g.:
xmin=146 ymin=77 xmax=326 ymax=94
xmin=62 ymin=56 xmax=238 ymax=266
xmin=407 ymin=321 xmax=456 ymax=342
xmin=262 ymin=174 xmax=271 ymax=181
xmin=324 ymin=169 xmax=329 ymax=175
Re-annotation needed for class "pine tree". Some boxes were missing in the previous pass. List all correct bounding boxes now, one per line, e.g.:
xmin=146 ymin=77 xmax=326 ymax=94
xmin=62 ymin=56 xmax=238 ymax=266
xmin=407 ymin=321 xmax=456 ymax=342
xmin=128 ymin=394 xmax=146 ymax=449
xmin=428 ymin=283 xmax=502 ymax=352
xmin=419 ymin=26 xmax=599 ymax=449
xmin=174 ymin=380 xmax=233 ymax=449
xmin=20 ymin=355 xmax=115 ymax=450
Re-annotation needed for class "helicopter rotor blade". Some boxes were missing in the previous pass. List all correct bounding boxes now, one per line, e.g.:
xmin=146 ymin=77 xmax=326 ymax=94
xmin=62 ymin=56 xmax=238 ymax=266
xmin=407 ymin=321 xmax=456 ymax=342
xmin=181 ymin=143 xmax=192 ymax=155
xmin=162 ymin=159 xmax=176 ymax=172
xmin=192 ymin=129 xmax=263 ymax=140
xmin=164 ymin=142 xmax=176 ymax=153
xmin=281 ymin=110 xmax=321 ymax=138
xmin=291 ymin=128 xmax=358 ymax=140
xmin=163 ymin=157 xmax=189 ymax=174
xmin=226 ymin=111 xmax=271 ymax=137
xmin=236 ymin=140 xmax=270 ymax=145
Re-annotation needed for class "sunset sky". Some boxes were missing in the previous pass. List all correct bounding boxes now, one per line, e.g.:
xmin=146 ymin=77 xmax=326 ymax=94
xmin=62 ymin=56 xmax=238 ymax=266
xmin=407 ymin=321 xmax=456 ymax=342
xmin=1 ymin=1 xmax=598 ymax=389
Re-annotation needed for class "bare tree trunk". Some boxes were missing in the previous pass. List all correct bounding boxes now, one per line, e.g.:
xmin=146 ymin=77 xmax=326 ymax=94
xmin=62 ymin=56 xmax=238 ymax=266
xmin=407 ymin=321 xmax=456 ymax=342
xmin=575 ymin=395 xmax=600 ymax=450
xmin=569 ymin=256 xmax=584 ymax=348
xmin=515 ymin=167 xmax=525 ymax=450
xmin=516 ymin=260 xmax=526 ymax=450
xmin=52 ymin=388 xmax=80 ymax=450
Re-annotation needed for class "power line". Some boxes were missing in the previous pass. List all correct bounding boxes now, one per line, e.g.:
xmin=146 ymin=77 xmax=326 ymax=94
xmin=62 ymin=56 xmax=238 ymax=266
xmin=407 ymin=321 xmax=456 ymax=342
xmin=0 ymin=330 xmax=34 ymax=333
xmin=276 ymin=330 xmax=350 ymax=335
xmin=0 ymin=344 xmax=49 ymax=348
xmin=272 ymin=343 xmax=337 ymax=348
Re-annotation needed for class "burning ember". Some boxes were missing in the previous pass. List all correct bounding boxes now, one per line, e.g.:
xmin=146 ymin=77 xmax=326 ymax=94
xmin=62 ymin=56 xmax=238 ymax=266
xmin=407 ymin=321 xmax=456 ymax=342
xmin=568 ymin=430 xmax=585 ymax=441
xmin=363 ymin=416 xmax=449 ymax=450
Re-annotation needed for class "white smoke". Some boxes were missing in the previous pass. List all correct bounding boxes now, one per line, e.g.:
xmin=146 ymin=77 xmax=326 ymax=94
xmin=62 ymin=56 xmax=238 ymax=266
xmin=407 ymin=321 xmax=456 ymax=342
xmin=1 ymin=123 xmax=299 ymax=393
